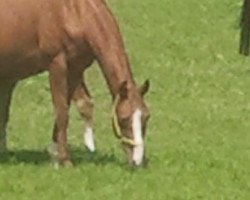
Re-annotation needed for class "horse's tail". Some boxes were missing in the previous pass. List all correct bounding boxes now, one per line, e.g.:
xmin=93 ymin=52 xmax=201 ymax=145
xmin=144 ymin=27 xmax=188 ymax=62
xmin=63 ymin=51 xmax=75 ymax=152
xmin=240 ymin=0 xmax=250 ymax=55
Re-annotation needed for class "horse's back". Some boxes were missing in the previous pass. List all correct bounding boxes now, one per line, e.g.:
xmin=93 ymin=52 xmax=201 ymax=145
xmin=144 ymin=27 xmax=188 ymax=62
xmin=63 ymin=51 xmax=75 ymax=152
xmin=0 ymin=0 xmax=63 ymax=52
xmin=0 ymin=0 xmax=65 ymax=79
xmin=0 ymin=0 xmax=117 ymax=79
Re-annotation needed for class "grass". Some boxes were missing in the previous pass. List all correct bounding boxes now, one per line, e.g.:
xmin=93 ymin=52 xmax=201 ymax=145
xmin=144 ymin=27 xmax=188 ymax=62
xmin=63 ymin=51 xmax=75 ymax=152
xmin=1 ymin=0 xmax=250 ymax=199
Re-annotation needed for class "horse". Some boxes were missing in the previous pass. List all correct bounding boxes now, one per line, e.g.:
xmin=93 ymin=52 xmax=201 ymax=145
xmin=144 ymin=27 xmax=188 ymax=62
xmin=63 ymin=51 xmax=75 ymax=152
xmin=0 ymin=0 xmax=150 ymax=167
xmin=240 ymin=0 xmax=250 ymax=55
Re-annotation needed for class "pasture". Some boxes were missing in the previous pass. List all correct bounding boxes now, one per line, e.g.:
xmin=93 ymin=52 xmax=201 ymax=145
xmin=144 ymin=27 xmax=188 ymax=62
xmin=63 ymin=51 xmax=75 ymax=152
xmin=1 ymin=0 xmax=250 ymax=199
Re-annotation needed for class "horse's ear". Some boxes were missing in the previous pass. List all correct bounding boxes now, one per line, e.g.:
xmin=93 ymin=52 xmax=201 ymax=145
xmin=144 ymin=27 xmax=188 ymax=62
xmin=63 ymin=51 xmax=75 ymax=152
xmin=118 ymin=81 xmax=128 ymax=100
xmin=139 ymin=80 xmax=150 ymax=96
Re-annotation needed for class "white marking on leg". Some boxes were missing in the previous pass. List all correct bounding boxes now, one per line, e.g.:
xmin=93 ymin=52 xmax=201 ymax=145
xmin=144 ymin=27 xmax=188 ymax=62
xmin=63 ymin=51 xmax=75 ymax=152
xmin=47 ymin=142 xmax=59 ymax=169
xmin=84 ymin=126 xmax=95 ymax=152
xmin=76 ymin=99 xmax=85 ymax=108
xmin=132 ymin=109 xmax=144 ymax=166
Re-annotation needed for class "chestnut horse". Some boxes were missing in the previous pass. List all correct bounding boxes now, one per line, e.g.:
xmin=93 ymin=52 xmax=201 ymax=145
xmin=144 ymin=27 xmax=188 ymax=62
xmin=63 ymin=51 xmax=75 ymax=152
xmin=0 ymin=0 xmax=150 ymax=167
xmin=240 ymin=0 xmax=250 ymax=55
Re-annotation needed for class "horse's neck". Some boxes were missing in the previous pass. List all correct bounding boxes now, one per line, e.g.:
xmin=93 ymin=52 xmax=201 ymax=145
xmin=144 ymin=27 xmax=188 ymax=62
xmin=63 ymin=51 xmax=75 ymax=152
xmin=84 ymin=0 xmax=136 ymax=98
xmin=97 ymin=45 xmax=135 ymax=98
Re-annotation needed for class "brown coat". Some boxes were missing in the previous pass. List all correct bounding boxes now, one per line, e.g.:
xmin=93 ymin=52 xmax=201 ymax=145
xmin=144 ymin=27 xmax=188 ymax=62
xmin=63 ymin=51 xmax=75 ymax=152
xmin=0 ymin=0 xmax=150 ymax=166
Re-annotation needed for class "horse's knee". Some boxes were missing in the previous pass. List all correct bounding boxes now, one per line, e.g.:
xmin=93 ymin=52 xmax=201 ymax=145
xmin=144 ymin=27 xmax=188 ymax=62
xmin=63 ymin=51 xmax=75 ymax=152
xmin=75 ymin=98 xmax=94 ymax=121
xmin=53 ymin=105 xmax=70 ymax=128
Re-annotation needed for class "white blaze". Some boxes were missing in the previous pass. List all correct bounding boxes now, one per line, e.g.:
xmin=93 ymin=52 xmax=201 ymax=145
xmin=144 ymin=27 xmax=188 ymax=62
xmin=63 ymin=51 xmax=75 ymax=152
xmin=84 ymin=126 xmax=95 ymax=152
xmin=132 ymin=109 xmax=144 ymax=165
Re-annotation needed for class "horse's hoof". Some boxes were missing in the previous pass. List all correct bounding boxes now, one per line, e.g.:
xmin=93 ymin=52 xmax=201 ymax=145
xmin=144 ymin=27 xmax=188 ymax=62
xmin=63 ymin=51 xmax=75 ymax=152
xmin=85 ymin=144 xmax=96 ymax=153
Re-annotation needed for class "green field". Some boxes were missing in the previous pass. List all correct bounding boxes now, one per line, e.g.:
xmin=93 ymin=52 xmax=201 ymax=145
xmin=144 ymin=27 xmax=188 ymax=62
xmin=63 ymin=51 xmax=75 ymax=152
xmin=1 ymin=0 xmax=250 ymax=199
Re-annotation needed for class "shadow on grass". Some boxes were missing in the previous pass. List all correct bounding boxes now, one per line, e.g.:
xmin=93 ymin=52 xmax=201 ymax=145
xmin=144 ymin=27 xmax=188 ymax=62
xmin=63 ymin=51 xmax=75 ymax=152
xmin=0 ymin=148 xmax=119 ymax=166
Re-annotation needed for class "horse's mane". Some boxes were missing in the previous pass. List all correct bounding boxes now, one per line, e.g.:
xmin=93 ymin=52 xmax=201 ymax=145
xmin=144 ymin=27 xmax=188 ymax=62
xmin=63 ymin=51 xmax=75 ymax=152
xmin=240 ymin=0 xmax=250 ymax=55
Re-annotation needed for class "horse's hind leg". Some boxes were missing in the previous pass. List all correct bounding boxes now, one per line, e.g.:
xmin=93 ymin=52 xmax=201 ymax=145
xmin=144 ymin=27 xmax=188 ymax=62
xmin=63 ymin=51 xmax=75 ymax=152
xmin=0 ymin=81 xmax=16 ymax=152
xmin=73 ymin=80 xmax=95 ymax=152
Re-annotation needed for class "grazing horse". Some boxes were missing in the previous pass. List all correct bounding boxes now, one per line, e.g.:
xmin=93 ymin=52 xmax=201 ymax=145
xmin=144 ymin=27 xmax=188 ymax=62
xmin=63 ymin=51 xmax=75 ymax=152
xmin=240 ymin=0 xmax=250 ymax=55
xmin=0 ymin=0 xmax=150 ymax=167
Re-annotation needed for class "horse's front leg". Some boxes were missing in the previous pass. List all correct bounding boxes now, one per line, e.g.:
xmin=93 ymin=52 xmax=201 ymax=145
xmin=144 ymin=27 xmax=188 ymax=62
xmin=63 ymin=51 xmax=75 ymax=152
xmin=0 ymin=81 xmax=16 ymax=152
xmin=72 ymin=80 xmax=95 ymax=152
xmin=48 ymin=53 xmax=72 ymax=167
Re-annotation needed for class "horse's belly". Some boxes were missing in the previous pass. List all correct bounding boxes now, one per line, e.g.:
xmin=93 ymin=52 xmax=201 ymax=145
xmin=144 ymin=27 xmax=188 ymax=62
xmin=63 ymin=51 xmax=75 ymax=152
xmin=0 ymin=51 xmax=51 ymax=80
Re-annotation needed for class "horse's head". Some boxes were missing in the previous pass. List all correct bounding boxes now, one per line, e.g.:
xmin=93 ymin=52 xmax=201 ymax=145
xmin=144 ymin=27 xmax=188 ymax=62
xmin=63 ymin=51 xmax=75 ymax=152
xmin=112 ymin=80 xmax=150 ymax=167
